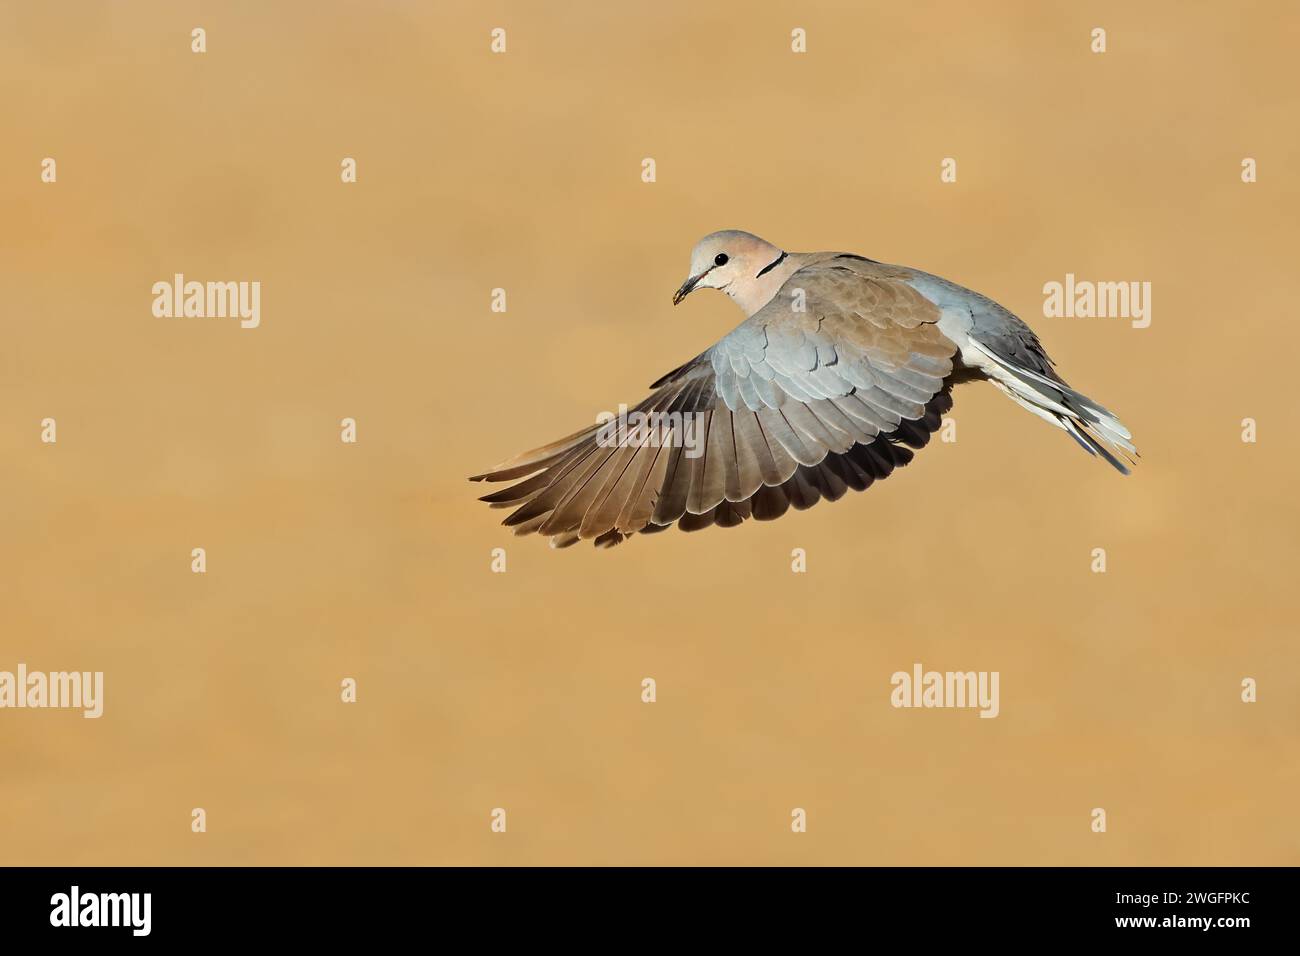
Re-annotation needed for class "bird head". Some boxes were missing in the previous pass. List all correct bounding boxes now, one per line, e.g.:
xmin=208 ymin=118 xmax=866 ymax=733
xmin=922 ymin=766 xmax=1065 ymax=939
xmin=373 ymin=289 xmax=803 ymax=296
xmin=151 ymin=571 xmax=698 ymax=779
xmin=673 ymin=230 xmax=789 ymax=314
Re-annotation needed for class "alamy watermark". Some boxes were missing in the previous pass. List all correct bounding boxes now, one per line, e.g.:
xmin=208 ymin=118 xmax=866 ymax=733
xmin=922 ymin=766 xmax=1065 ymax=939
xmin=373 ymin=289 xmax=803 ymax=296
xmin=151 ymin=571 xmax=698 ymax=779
xmin=1043 ymin=274 xmax=1151 ymax=329
xmin=0 ymin=664 xmax=103 ymax=718
xmin=890 ymin=662 xmax=999 ymax=718
xmin=595 ymin=404 xmax=706 ymax=458
xmin=152 ymin=274 xmax=260 ymax=328
xmin=50 ymin=886 xmax=150 ymax=936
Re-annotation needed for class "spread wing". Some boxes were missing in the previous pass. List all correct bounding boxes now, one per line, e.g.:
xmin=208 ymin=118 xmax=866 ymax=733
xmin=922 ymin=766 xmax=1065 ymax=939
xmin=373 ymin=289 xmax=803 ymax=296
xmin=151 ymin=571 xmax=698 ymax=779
xmin=469 ymin=256 xmax=958 ymax=548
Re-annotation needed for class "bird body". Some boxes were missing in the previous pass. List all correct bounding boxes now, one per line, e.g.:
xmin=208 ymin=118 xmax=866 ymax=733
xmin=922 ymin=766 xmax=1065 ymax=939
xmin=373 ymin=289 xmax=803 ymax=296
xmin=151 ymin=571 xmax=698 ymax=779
xmin=471 ymin=231 xmax=1136 ymax=548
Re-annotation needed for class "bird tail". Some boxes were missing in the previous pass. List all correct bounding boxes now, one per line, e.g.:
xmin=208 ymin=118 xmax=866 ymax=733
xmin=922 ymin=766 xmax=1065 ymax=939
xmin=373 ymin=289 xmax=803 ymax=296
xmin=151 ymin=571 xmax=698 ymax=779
xmin=966 ymin=339 xmax=1138 ymax=474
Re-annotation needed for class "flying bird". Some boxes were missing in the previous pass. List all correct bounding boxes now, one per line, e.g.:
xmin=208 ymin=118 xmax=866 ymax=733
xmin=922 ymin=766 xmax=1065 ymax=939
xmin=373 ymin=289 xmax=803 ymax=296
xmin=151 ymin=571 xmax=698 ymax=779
xmin=470 ymin=230 xmax=1137 ymax=548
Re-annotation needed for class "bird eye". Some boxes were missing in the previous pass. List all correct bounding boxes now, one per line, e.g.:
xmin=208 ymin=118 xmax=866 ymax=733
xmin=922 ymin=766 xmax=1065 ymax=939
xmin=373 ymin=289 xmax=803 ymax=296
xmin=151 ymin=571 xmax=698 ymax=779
xmin=714 ymin=253 xmax=729 ymax=267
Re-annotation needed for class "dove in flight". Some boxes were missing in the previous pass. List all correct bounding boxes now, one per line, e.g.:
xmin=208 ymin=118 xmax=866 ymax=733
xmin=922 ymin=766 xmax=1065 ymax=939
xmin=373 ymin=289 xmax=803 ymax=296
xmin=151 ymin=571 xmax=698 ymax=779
xmin=470 ymin=230 xmax=1137 ymax=549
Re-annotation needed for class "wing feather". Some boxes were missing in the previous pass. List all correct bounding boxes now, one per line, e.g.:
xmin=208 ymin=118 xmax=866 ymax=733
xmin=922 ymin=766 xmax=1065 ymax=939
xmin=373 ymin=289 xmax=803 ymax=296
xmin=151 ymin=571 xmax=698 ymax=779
xmin=471 ymin=256 xmax=958 ymax=547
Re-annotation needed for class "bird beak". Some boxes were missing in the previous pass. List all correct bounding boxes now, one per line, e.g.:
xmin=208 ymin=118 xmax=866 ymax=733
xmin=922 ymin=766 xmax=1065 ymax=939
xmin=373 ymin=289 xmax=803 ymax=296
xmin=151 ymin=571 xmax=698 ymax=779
xmin=673 ymin=270 xmax=707 ymax=306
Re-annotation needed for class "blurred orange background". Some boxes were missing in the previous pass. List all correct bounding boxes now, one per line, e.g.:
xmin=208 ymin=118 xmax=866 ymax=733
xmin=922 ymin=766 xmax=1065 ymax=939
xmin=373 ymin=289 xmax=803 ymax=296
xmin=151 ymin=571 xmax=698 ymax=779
xmin=1 ymin=0 xmax=1296 ymax=865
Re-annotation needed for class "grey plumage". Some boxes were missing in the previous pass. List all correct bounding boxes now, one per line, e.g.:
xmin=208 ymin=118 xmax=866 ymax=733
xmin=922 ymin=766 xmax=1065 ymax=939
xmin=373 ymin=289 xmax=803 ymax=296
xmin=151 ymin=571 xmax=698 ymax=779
xmin=471 ymin=234 xmax=1137 ymax=549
